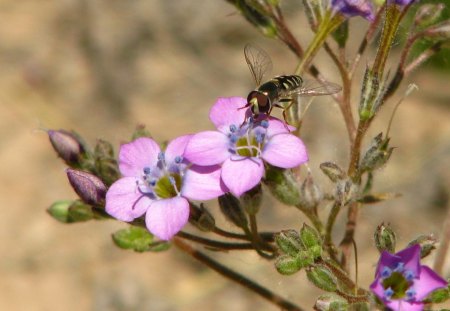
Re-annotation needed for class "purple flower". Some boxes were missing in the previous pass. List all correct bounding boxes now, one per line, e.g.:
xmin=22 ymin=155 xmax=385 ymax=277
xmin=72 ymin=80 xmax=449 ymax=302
xmin=331 ymin=0 xmax=375 ymax=21
xmin=389 ymin=0 xmax=416 ymax=7
xmin=184 ymin=97 xmax=308 ymax=197
xmin=105 ymin=136 xmax=225 ymax=240
xmin=370 ymin=244 xmax=448 ymax=311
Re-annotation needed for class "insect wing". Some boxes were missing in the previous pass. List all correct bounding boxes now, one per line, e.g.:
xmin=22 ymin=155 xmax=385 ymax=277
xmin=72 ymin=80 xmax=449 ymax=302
xmin=244 ymin=44 xmax=273 ymax=86
xmin=284 ymin=79 xmax=342 ymax=97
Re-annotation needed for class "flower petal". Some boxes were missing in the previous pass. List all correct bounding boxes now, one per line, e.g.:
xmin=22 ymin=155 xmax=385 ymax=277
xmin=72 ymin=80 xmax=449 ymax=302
xmin=266 ymin=117 xmax=293 ymax=136
xmin=210 ymin=97 xmax=247 ymax=132
xmin=375 ymin=250 xmax=400 ymax=277
xmin=397 ymin=244 xmax=421 ymax=276
xmin=385 ymin=300 xmax=424 ymax=311
xmin=145 ymin=197 xmax=189 ymax=240
xmin=221 ymin=157 xmax=264 ymax=197
xmin=105 ymin=177 xmax=152 ymax=221
xmin=181 ymin=165 xmax=227 ymax=200
xmin=184 ymin=131 xmax=230 ymax=166
xmin=165 ymin=134 xmax=192 ymax=164
xmin=414 ymin=266 xmax=448 ymax=300
xmin=262 ymin=134 xmax=308 ymax=168
xmin=119 ymin=137 xmax=160 ymax=177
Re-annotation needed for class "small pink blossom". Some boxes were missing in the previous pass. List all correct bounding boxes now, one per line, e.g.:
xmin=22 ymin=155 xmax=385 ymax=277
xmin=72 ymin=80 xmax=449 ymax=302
xmin=105 ymin=136 xmax=225 ymax=240
xmin=184 ymin=97 xmax=308 ymax=197
xmin=370 ymin=244 xmax=447 ymax=311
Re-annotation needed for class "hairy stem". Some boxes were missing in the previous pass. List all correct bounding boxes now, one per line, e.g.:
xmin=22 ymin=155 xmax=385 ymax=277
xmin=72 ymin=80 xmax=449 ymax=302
xmin=173 ymin=238 xmax=305 ymax=311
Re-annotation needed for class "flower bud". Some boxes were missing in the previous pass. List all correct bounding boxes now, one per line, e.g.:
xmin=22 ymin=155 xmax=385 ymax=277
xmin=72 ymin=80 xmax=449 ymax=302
xmin=235 ymin=0 xmax=278 ymax=38
xmin=131 ymin=124 xmax=152 ymax=140
xmin=335 ymin=178 xmax=358 ymax=206
xmin=300 ymin=224 xmax=323 ymax=259
xmin=66 ymin=168 xmax=107 ymax=205
xmin=414 ymin=4 xmax=445 ymax=29
xmin=408 ymin=235 xmax=437 ymax=258
xmin=360 ymin=133 xmax=394 ymax=173
xmin=112 ymin=226 xmax=170 ymax=252
xmin=264 ymin=166 xmax=301 ymax=206
xmin=275 ymin=254 xmax=303 ymax=275
xmin=275 ymin=230 xmax=302 ymax=257
xmin=314 ymin=293 xmax=349 ymax=311
xmin=47 ymin=200 xmax=74 ymax=223
xmin=359 ymin=68 xmax=386 ymax=121
xmin=424 ymin=21 xmax=450 ymax=41
xmin=67 ymin=200 xmax=95 ymax=222
xmin=48 ymin=129 xmax=85 ymax=166
xmin=94 ymin=139 xmax=119 ymax=186
xmin=241 ymin=184 xmax=262 ymax=216
xmin=374 ymin=223 xmax=396 ymax=253
xmin=300 ymin=172 xmax=322 ymax=210
xmin=189 ymin=203 xmax=216 ymax=232
xmin=218 ymin=194 xmax=248 ymax=230
xmin=320 ymin=162 xmax=346 ymax=182
xmin=307 ymin=266 xmax=338 ymax=292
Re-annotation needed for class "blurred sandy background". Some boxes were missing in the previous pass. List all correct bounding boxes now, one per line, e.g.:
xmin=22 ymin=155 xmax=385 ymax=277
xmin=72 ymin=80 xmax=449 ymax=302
xmin=0 ymin=1 xmax=449 ymax=310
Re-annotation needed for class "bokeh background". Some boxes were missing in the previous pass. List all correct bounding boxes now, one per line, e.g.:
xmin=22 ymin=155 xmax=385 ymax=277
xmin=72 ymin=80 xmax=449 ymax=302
xmin=1 ymin=1 xmax=449 ymax=310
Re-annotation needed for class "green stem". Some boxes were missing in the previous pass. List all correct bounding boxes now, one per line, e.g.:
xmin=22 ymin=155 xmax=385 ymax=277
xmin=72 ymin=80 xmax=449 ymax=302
xmin=177 ymin=231 xmax=268 ymax=251
xmin=248 ymin=214 xmax=276 ymax=259
xmin=325 ymin=202 xmax=342 ymax=250
xmin=173 ymin=238 xmax=305 ymax=311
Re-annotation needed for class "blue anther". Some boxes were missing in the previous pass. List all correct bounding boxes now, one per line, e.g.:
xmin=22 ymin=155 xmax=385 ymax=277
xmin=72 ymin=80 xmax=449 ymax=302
xmin=381 ymin=267 xmax=392 ymax=278
xmin=169 ymin=176 xmax=176 ymax=185
xmin=406 ymin=288 xmax=416 ymax=300
xmin=143 ymin=167 xmax=151 ymax=174
xmin=158 ymin=152 xmax=165 ymax=162
xmin=255 ymin=132 xmax=264 ymax=144
xmin=384 ymin=288 xmax=394 ymax=300
xmin=394 ymin=262 xmax=405 ymax=272
xmin=149 ymin=180 xmax=156 ymax=187
xmin=229 ymin=133 xmax=238 ymax=143
xmin=229 ymin=124 xmax=237 ymax=133
xmin=248 ymin=116 xmax=254 ymax=124
xmin=174 ymin=156 xmax=183 ymax=164
xmin=404 ymin=269 xmax=415 ymax=281
xmin=261 ymin=120 xmax=269 ymax=128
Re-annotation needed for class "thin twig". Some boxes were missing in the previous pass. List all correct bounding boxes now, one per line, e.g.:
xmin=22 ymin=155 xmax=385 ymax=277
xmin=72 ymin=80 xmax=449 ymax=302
xmin=177 ymin=231 xmax=267 ymax=251
xmin=173 ymin=238 xmax=305 ymax=311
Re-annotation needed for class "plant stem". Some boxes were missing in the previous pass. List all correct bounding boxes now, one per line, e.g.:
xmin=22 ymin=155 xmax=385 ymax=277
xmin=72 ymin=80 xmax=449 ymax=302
xmin=177 ymin=231 xmax=267 ymax=251
xmin=248 ymin=214 xmax=276 ymax=259
xmin=173 ymin=237 xmax=305 ymax=311
xmin=325 ymin=202 xmax=342 ymax=250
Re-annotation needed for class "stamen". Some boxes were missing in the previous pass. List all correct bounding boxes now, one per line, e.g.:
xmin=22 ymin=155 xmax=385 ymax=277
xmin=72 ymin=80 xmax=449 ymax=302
xmin=255 ymin=132 xmax=265 ymax=144
xmin=143 ymin=167 xmax=151 ymax=174
xmin=169 ymin=176 xmax=180 ymax=195
xmin=174 ymin=156 xmax=183 ymax=164
xmin=381 ymin=267 xmax=392 ymax=278
xmin=229 ymin=124 xmax=237 ymax=133
xmin=260 ymin=120 xmax=269 ymax=128
xmin=394 ymin=262 xmax=405 ymax=272
xmin=404 ymin=269 xmax=415 ymax=281
xmin=405 ymin=288 xmax=416 ymax=301
xmin=384 ymin=288 xmax=394 ymax=300
xmin=158 ymin=152 xmax=165 ymax=163
xmin=229 ymin=133 xmax=238 ymax=143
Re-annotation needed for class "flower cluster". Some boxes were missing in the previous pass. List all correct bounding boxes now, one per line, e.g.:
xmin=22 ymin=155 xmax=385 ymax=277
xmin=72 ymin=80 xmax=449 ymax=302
xmin=105 ymin=97 xmax=308 ymax=240
xmin=370 ymin=245 xmax=447 ymax=311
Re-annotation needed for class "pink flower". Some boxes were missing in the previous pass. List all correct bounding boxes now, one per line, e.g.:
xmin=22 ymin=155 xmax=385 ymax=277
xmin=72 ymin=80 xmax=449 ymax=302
xmin=370 ymin=244 xmax=448 ymax=311
xmin=105 ymin=136 xmax=225 ymax=240
xmin=184 ymin=97 xmax=308 ymax=197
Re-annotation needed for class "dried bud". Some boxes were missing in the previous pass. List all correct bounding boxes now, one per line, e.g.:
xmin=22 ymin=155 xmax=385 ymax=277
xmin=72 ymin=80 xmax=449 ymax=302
xmin=359 ymin=68 xmax=387 ymax=121
xmin=218 ymin=194 xmax=248 ymax=230
xmin=66 ymin=168 xmax=107 ymax=205
xmin=275 ymin=230 xmax=302 ymax=257
xmin=424 ymin=21 xmax=450 ymax=41
xmin=264 ymin=166 xmax=301 ymax=206
xmin=189 ymin=203 xmax=216 ymax=232
xmin=314 ymin=293 xmax=349 ymax=311
xmin=94 ymin=140 xmax=119 ymax=186
xmin=335 ymin=178 xmax=358 ymax=205
xmin=414 ymin=4 xmax=445 ymax=29
xmin=320 ymin=162 xmax=346 ymax=182
xmin=374 ymin=223 xmax=396 ymax=253
xmin=241 ymin=184 xmax=262 ymax=215
xmin=408 ymin=235 xmax=437 ymax=258
xmin=300 ymin=172 xmax=322 ymax=209
xmin=48 ymin=129 xmax=85 ymax=166
xmin=307 ymin=266 xmax=338 ymax=292
xmin=360 ymin=133 xmax=394 ymax=173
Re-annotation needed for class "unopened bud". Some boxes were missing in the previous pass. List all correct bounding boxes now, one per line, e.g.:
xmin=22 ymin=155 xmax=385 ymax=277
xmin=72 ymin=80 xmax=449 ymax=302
xmin=320 ymin=162 xmax=346 ymax=183
xmin=131 ymin=124 xmax=152 ymax=140
xmin=307 ymin=266 xmax=338 ymax=292
xmin=218 ymin=194 xmax=248 ymax=230
xmin=408 ymin=235 xmax=437 ymax=258
xmin=360 ymin=133 xmax=394 ymax=173
xmin=47 ymin=200 xmax=73 ymax=223
xmin=66 ymin=168 xmax=107 ymax=205
xmin=241 ymin=184 xmax=262 ymax=215
xmin=359 ymin=68 xmax=386 ymax=121
xmin=264 ymin=166 xmax=301 ymax=206
xmin=314 ymin=293 xmax=349 ymax=311
xmin=300 ymin=173 xmax=322 ymax=209
xmin=48 ymin=129 xmax=85 ymax=166
xmin=374 ymin=223 xmax=396 ymax=253
xmin=94 ymin=140 xmax=119 ymax=186
xmin=414 ymin=4 xmax=445 ymax=29
xmin=335 ymin=178 xmax=358 ymax=205
xmin=424 ymin=20 xmax=450 ymax=40
xmin=275 ymin=230 xmax=302 ymax=256
xmin=189 ymin=203 xmax=216 ymax=232
xmin=300 ymin=224 xmax=322 ymax=259
xmin=275 ymin=254 xmax=303 ymax=275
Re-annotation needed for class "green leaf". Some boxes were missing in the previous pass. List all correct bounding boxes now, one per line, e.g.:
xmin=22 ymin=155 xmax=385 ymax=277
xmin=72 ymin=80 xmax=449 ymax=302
xmin=307 ymin=266 xmax=337 ymax=292
xmin=112 ymin=226 xmax=170 ymax=252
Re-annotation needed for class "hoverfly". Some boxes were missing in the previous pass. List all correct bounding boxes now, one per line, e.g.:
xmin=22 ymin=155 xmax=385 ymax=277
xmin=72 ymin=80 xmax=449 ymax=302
xmin=242 ymin=44 xmax=342 ymax=124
